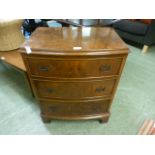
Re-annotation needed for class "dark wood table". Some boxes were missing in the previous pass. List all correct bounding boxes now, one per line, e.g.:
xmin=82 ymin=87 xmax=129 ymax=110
xmin=53 ymin=19 xmax=121 ymax=27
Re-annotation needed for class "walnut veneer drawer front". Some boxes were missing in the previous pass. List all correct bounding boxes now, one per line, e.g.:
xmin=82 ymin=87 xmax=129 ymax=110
xmin=21 ymin=27 xmax=129 ymax=123
xmin=40 ymin=99 xmax=110 ymax=117
xmin=33 ymin=79 xmax=116 ymax=99
xmin=26 ymin=57 xmax=123 ymax=78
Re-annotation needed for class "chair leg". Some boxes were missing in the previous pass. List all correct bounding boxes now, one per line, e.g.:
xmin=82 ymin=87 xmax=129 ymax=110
xmin=142 ymin=45 xmax=149 ymax=53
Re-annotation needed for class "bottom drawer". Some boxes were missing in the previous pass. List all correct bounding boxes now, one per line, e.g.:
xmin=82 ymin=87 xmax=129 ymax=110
xmin=40 ymin=99 xmax=110 ymax=117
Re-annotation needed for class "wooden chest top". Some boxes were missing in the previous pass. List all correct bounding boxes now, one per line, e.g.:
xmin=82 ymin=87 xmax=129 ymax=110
xmin=21 ymin=27 xmax=128 ymax=56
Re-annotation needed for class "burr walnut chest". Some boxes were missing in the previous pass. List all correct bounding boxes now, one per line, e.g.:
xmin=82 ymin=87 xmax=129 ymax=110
xmin=21 ymin=27 xmax=129 ymax=123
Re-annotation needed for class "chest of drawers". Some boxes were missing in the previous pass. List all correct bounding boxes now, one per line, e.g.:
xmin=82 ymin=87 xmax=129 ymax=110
xmin=21 ymin=27 xmax=129 ymax=123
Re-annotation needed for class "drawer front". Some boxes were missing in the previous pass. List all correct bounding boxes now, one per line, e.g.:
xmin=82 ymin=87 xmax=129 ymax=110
xmin=40 ymin=99 xmax=110 ymax=117
xmin=33 ymin=79 xmax=116 ymax=99
xmin=26 ymin=57 xmax=123 ymax=78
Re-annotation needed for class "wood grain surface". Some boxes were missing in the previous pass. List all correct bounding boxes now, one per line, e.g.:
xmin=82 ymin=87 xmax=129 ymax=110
xmin=21 ymin=27 xmax=129 ymax=123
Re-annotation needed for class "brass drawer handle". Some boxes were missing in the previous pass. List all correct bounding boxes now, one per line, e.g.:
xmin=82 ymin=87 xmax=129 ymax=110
xmin=95 ymin=87 xmax=105 ymax=93
xmin=99 ymin=64 xmax=111 ymax=72
xmin=39 ymin=66 xmax=49 ymax=72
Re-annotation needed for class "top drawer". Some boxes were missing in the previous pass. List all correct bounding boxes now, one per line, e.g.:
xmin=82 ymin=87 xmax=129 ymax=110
xmin=26 ymin=57 xmax=123 ymax=78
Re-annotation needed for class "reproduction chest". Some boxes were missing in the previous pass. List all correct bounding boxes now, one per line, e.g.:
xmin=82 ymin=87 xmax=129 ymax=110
xmin=21 ymin=27 xmax=129 ymax=123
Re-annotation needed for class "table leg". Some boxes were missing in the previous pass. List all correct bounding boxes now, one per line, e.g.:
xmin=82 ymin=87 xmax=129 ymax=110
xmin=24 ymin=72 xmax=34 ymax=97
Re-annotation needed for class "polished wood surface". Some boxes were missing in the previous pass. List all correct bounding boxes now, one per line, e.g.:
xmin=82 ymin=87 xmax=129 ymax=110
xmin=40 ymin=99 xmax=110 ymax=117
xmin=21 ymin=27 xmax=128 ymax=55
xmin=21 ymin=27 xmax=129 ymax=123
xmin=26 ymin=56 xmax=123 ymax=79
xmin=0 ymin=49 xmax=26 ymax=71
xmin=32 ymin=78 xmax=116 ymax=100
xmin=0 ymin=50 xmax=35 ymax=97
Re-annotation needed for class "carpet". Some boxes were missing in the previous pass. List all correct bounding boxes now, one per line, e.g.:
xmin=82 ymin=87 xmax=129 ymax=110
xmin=0 ymin=45 xmax=155 ymax=135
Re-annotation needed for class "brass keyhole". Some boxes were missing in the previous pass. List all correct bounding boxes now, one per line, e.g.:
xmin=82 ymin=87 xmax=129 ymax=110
xmin=95 ymin=87 xmax=105 ymax=93
xmin=99 ymin=64 xmax=111 ymax=72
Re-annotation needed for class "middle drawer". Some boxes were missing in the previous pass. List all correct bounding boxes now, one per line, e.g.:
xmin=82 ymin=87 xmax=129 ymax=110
xmin=32 ymin=79 xmax=116 ymax=100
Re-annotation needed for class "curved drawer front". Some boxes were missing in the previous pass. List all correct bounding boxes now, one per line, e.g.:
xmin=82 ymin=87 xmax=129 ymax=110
xmin=33 ymin=79 xmax=116 ymax=99
xmin=26 ymin=57 xmax=122 ymax=78
xmin=40 ymin=99 xmax=110 ymax=117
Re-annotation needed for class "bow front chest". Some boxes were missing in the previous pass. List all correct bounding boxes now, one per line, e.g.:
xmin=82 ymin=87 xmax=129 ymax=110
xmin=21 ymin=27 xmax=128 ymax=123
